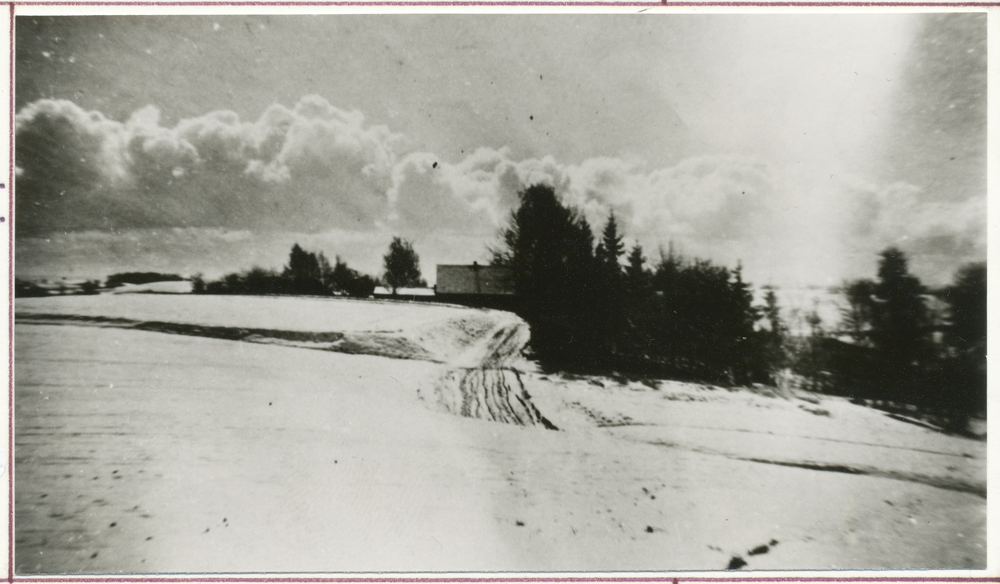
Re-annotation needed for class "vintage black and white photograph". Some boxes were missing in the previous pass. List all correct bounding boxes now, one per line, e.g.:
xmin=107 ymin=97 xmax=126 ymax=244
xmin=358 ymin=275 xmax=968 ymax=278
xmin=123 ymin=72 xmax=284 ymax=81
xmin=11 ymin=10 xmax=988 ymax=574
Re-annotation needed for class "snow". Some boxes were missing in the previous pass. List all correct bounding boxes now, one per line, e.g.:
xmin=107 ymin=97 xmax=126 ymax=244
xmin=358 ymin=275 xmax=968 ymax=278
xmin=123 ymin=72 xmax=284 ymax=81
xmin=16 ymin=294 xmax=488 ymax=336
xmin=373 ymin=286 xmax=435 ymax=296
xmin=13 ymin=295 xmax=987 ymax=573
xmin=109 ymin=281 xmax=193 ymax=294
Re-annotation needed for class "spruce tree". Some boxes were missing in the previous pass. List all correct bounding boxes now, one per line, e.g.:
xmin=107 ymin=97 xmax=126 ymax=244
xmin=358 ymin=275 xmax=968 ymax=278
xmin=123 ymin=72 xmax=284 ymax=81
xmin=946 ymin=262 xmax=986 ymax=355
xmin=870 ymin=247 xmax=929 ymax=401
xmin=872 ymin=248 xmax=928 ymax=359
xmin=625 ymin=243 xmax=649 ymax=299
xmin=943 ymin=262 xmax=986 ymax=421
xmin=599 ymin=212 xmax=626 ymax=276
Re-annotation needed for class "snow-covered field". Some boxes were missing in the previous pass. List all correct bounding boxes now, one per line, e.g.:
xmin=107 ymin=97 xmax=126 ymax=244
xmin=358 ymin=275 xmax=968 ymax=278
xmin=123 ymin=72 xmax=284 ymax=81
xmin=16 ymin=294 xmax=478 ymax=335
xmin=14 ymin=295 xmax=986 ymax=573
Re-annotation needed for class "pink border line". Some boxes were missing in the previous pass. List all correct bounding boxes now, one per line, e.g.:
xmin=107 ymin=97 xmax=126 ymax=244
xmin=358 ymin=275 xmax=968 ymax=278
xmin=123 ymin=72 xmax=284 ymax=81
xmin=6 ymin=577 xmax=1000 ymax=583
xmin=7 ymin=2 xmax=14 ymax=582
xmin=4 ymin=4 xmax=993 ymax=582
xmin=17 ymin=578 xmax=1000 ymax=580
xmin=5 ymin=2 xmax=1000 ymax=6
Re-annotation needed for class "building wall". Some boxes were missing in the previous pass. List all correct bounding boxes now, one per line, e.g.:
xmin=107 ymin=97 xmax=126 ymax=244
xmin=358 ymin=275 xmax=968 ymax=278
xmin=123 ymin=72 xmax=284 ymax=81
xmin=436 ymin=264 xmax=514 ymax=295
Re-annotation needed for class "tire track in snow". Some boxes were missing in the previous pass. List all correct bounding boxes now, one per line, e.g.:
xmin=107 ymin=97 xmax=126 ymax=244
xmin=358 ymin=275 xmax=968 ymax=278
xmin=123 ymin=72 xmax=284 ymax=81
xmin=434 ymin=368 xmax=556 ymax=429
xmin=432 ymin=321 xmax=557 ymax=429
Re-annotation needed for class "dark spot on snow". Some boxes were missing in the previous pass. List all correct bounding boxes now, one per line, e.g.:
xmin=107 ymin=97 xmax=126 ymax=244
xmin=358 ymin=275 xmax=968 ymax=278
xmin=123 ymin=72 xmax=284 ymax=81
xmin=646 ymin=525 xmax=654 ymax=533
xmin=516 ymin=520 xmax=525 ymax=526
xmin=109 ymin=522 xmax=116 ymax=528
xmin=748 ymin=544 xmax=769 ymax=556
xmin=727 ymin=556 xmax=747 ymax=570
xmin=90 ymin=552 xmax=98 ymax=559
xmin=112 ymin=470 xmax=118 ymax=474
xmin=432 ymin=162 xmax=438 ymax=168
xmin=770 ymin=539 xmax=779 ymax=546
xmin=39 ymin=494 xmax=47 ymax=498
xmin=146 ymin=536 xmax=153 ymax=541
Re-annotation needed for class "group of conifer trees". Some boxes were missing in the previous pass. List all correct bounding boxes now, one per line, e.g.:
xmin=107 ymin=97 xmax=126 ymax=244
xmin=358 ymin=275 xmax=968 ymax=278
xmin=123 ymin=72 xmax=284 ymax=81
xmin=490 ymin=184 xmax=987 ymax=426
xmin=490 ymin=184 xmax=770 ymax=385
xmin=826 ymin=249 xmax=986 ymax=429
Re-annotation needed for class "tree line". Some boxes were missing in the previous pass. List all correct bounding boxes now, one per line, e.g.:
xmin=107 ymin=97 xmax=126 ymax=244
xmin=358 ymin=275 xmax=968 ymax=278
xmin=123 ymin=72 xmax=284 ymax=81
xmin=16 ymin=237 xmax=428 ymax=300
xmin=193 ymin=237 xmax=426 ymax=298
xmin=489 ymin=184 xmax=986 ymax=429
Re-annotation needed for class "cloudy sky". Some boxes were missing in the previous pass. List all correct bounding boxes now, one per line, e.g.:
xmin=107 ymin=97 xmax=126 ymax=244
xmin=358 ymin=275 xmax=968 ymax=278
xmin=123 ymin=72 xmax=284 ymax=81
xmin=14 ymin=12 xmax=987 ymax=288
